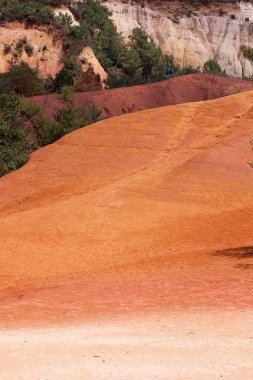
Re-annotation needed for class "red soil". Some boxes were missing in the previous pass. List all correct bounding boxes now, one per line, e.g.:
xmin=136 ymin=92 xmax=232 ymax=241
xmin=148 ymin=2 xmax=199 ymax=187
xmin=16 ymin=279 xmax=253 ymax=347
xmin=32 ymin=74 xmax=253 ymax=118
xmin=1 ymin=90 xmax=253 ymax=327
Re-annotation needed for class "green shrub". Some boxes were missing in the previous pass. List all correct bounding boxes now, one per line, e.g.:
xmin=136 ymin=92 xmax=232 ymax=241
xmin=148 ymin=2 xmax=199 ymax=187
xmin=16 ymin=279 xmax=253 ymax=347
xmin=0 ymin=118 xmax=32 ymax=176
xmin=203 ymin=59 xmax=227 ymax=76
xmin=51 ymin=86 xmax=101 ymax=140
xmin=24 ymin=43 xmax=34 ymax=57
xmin=128 ymin=28 xmax=170 ymax=82
xmin=55 ymin=12 xmax=73 ymax=33
xmin=15 ymin=40 xmax=24 ymax=56
xmin=6 ymin=62 xmax=46 ymax=96
xmin=0 ymin=0 xmax=55 ymax=24
xmin=3 ymin=44 xmax=11 ymax=55
xmin=0 ymin=93 xmax=33 ymax=176
xmin=0 ymin=89 xmax=102 ymax=177
xmin=240 ymin=45 xmax=253 ymax=62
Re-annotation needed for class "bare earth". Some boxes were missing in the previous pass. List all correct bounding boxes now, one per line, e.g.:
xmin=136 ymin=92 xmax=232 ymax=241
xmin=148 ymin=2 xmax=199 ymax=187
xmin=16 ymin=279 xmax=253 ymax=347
xmin=1 ymin=90 xmax=253 ymax=378
xmin=32 ymin=74 xmax=253 ymax=118
xmin=1 ymin=311 xmax=253 ymax=380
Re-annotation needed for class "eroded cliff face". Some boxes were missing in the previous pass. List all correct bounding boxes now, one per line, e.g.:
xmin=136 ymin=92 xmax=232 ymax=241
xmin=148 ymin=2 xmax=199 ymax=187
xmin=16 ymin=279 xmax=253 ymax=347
xmin=0 ymin=16 xmax=107 ymax=81
xmin=1 ymin=1 xmax=253 ymax=79
xmin=105 ymin=0 xmax=253 ymax=77
xmin=0 ymin=22 xmax=63 ymax=77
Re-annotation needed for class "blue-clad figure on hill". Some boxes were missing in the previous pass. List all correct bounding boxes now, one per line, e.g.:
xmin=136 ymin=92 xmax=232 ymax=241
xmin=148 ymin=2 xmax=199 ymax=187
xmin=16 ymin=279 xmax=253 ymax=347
xmin=166 ymin=68 xmax=173 ymax=79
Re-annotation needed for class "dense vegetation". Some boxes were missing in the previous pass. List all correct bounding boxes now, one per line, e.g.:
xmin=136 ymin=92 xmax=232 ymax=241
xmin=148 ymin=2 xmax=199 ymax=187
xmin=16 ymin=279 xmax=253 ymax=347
xmin=0 ymin=0 xmax=69 ymax=24
xmin=0 ymin=0 xmax=54 ymax=24
xmin=0 ymin=90 xmax=101 ymax=177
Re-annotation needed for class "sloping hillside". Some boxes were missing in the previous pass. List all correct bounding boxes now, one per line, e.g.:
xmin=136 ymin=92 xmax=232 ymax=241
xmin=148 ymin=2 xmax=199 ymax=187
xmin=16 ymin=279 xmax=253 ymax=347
xmin=1 ymin=90 xmax=253 ymax=324
xmin=1 ymin=90 xmax=253 ymax=379
xmin=33 ymin=73 xmax=253 ymax=118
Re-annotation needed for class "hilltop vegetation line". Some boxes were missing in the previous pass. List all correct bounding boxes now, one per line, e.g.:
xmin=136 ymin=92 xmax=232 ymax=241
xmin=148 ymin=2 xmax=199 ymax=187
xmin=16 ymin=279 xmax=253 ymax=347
xmin=0 ymin=0 xmax=243 ymax=177
xmin=0 ymin=0 xmax=207 ymax=95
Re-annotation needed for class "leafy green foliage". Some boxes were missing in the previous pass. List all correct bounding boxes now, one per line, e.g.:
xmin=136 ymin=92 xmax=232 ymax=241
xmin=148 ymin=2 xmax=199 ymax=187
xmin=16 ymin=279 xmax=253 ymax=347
xmin=0 ymin=93 xmax=32 ymax=176
xmin=3 ymin=62 xmax=46 ymax=96
xmin=24 ymin=43 xmax=34 ymax=57
xmin=203 ymin=59 xmax=227 ymax=76
xmin=46 ymin=86 xmax=101 ymax=142
xmin=0 ymin=0 xmax=55 ymax=24
xmin=0 ymin=119 xmax=31 ymax=177
xmin=54 ymin=58 xmax=82 ymax=92
xmin=70 ymin=0 xmax=124 ymax=68
xmin=240 ymin=45 xmax=253 ymax=62
xmin=127 ymin=28 xmax=170 ymax=82
xmin=0 ymin=90 xmax=101 ymax=177
xmin=55 ymin=11 xmax=73 ymax=33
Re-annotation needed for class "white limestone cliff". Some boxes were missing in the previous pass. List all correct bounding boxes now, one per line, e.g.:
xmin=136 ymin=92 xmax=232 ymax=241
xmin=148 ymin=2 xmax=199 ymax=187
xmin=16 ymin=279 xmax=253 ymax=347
xmin=105 ymin=0 xmax=253 ymax=77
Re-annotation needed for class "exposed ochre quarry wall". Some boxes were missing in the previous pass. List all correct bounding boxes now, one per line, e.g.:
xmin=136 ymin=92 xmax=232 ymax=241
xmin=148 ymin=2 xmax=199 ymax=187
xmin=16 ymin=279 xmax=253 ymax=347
xmin=0 ymin=22 xmax=63 ymax=77
xmin=0 ymin=15 xmax=107 ymax=81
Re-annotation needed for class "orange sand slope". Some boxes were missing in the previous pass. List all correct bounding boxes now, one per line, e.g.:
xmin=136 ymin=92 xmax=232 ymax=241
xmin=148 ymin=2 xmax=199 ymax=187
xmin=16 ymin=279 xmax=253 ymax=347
xmin=1 ymin=91 xmax=253 ymax=326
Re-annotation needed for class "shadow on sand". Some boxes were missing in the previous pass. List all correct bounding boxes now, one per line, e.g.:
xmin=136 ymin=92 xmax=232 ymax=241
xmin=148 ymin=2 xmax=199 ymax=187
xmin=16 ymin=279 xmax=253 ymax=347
xmin=214 ymin=246 xmax=253 ymax=269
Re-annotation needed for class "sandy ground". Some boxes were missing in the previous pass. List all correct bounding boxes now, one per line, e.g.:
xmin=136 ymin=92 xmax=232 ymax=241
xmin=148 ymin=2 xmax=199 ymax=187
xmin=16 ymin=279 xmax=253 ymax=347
xmin=32 ymin=74 xmax=253 ymax=119
xmin=1 ymin=90 xmax=253 ymax=377
xmin=1 ymin=311 xmax=253 ymax=380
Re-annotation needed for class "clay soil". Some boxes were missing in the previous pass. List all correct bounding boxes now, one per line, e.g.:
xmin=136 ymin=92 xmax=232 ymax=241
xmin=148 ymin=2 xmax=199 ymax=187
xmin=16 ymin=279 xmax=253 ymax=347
xmin=32 ymin=74 xmax=253 ymax=119
xmin=1 ymin=90 xmax=253 ymax=378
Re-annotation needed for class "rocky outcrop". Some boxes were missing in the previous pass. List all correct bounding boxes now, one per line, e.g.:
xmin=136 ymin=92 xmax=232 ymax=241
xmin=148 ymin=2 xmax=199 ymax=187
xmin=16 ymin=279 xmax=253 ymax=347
xmin=0 ymin=21 xmax=106 ymax=83
xmin=79 ymin=46 xmax=108 ymax=86
xmin=1 ymin=1 xmax=253 ymax=80
xmin=105 ymin=0 xmax=253 ymax=77
xmin=0 ymin=22 xmax=63 ymax=77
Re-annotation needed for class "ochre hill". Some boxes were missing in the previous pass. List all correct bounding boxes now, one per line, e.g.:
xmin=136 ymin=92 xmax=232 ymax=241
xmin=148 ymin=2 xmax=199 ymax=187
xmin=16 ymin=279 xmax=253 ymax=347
xmin=1 ymin=91 xmax=253 ymax=327
xmin=33 ymin=74 xmax=253 ymax=118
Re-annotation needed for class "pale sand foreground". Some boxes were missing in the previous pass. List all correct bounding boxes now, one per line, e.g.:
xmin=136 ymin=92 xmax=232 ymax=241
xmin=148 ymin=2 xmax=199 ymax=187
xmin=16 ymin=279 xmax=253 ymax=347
xmin=1 ymin=311 xmax=253 ymax=380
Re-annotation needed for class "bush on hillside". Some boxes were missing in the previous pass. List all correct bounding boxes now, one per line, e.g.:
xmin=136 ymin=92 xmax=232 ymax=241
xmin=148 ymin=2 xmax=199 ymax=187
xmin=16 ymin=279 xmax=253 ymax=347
xmin=0 ymin=0 xmax=54 ymax=24
xmin=0 ymin=119 xmax=32 ymax=176
xmin=240 ymin=45 xmax=253 ymax=62
xmin=203 ymin=59 xmax=227 ymax=76
xmin=54 ymin=58 xmax=82 ymax=91
xmin=0 ymin=90 xmax=102 ymax=177
xmin=6 ymin=62 xmax=46 ymax=96
xmin=50 ymin=86 xmax=101 ymax=140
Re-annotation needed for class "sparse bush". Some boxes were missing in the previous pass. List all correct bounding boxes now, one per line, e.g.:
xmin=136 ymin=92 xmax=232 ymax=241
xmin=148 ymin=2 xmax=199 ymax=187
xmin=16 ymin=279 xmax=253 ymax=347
xmin=203 ymin=59 xmax=227 ymax=76
xmin=240 ymin=45 xmax=253 ymax=62
xmin=3 ymin=44 xmax=11 ymax=55
xmin=15 ymin=40 xmax=23 ymax=56
xmin=24 ymin=43 xmax=34 ymax=57
xmin=51 ymin=86 xmax=101 ymax=140
xmin=56 ymin=12 xmax=73 ymax=33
